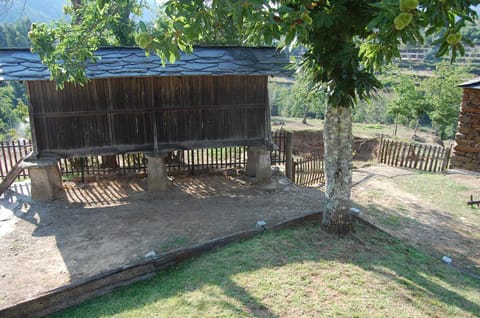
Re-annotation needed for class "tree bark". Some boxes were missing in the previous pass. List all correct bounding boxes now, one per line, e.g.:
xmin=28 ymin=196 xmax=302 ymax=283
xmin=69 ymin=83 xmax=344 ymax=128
xmin=322 ymin=104 xmax=354 ymax=234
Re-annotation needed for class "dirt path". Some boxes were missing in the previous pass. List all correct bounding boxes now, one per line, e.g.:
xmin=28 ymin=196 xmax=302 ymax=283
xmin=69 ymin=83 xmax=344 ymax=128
xmin=0 ymin=173 xmax=323 ymax=309
xmin=352 ymin=165 xmax=480 ymax=271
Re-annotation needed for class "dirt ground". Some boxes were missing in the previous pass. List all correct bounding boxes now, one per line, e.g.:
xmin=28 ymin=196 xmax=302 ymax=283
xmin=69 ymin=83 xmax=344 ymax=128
xmin=1 ymin=164 xmax=479 ymax=310
xmin=352 ymin=165 xmax=480 ymax=271
xmin=0 ymin=171 xmax=323 ymax=310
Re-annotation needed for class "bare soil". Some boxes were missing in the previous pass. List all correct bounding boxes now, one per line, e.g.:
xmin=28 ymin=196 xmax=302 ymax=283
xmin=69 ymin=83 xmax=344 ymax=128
xmin=0 ymin=172 xmax=323 ymax=310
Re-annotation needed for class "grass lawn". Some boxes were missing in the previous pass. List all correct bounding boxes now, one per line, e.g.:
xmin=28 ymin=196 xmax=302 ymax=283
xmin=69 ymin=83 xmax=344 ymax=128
xmin=55 ymin=222 xmax=480 ymax=318
xmin=394 ymin=173 xmax=480 ymax=224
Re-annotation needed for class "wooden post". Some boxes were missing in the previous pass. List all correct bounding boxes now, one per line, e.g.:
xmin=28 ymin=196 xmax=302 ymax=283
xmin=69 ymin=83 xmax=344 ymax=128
xmin=285 ymin=131 xmax=294 ymax=180
xmin=292 ymin=161 xmax=297 ymax=184
xmin=377 ymin=134 xmax=384 ymax=162
xmin=441 ymin=145 xmax=453 ymax=171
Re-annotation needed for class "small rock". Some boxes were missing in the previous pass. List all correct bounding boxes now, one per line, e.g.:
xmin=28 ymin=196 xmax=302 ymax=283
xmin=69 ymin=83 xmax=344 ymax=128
xmin=350 ymin=207 xmax=361 ymax=215
xmin=256 ymin=220 xmax=267 ymax=230
xmin=144 ymin=250 xmax=156 ymax=259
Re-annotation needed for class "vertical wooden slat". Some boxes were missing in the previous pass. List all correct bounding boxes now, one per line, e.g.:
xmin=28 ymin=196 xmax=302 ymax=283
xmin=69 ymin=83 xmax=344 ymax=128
xmin=429 ymin=146 xmax=437 ymax=172
xmin=6 ymin=141 xmax=14 ymax=175
xmin=377 ymin=135 xmax=383 ymax=162
xmin=1 ymin=141 xmax=7 ymax=178
xmin=389 ymin=141 xmax=396 ymax=165
xmin=419 ymin=145 xmax=427 ymax=170
xmin=441 ymin=145 xmax=452 ymax=171
xmin=424 ymin=146 xmax=432 ymax=171
xmin=433 ymin=147 xmax=441 ymax=172
xmin=409 ymin=144 xmax=416 ymax=169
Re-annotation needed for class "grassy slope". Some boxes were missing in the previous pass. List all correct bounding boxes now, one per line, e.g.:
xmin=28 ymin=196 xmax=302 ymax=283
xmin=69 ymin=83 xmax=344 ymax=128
xmin=55 ymin=223 xmax=480 ymax=318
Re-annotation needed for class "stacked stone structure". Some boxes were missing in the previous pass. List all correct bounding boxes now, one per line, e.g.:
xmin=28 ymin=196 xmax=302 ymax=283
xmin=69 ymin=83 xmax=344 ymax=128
xmin=450 ymin=77 xmax=480 ymax=172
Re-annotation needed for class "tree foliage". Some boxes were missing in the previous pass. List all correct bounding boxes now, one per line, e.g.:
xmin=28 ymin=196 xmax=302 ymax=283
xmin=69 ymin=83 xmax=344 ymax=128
xmin=0 ymin=17 xmax=31 ymax=48
xmin=29 ymin=0 xmax=143 ymax=86
xmin=0 ymin=19 xmax=31 ymax=139
xmin=423 ymin=63 xmax=471 ymax=139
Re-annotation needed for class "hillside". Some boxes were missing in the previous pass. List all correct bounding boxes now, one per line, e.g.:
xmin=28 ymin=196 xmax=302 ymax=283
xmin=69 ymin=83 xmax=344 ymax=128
xmin=0 ymin=0 xmax=158 ymax=24
xmin=0 ymin=0 xmax=65 ymax=23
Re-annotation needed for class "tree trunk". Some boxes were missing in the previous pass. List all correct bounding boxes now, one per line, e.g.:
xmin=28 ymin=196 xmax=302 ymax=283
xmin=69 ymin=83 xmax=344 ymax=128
xmin=302 ymin=111 xmax=308 ymax=124
xmin=322 ymin=104 xmax=354 ymax=234
xmin=413 ymin=119 xmax=420 ymax=137
xmin=394 ymin=114 xmax=398 ymax=136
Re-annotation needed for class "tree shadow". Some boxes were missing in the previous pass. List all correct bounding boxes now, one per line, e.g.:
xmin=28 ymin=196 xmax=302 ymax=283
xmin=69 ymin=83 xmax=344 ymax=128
xmin=350 ymin=199 xmax=480 ymax=271
xmin=53 ymin=221 xmax=480 ymax=317
xmin=0 ymin=174 xmax=322 ymax=309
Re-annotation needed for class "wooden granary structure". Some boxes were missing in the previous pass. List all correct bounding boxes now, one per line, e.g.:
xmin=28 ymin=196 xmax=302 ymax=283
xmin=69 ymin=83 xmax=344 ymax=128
xmin=0 ymin=47 xmax=291 ymax=199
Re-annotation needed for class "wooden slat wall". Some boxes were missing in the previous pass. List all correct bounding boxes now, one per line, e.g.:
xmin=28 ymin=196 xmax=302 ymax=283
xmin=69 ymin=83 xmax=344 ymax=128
xmin=27 ymin=75 xmax=268 ymax=157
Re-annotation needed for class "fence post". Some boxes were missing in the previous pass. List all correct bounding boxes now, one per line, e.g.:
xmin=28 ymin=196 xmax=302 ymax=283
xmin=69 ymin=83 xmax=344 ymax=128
xmin=441 ymin=145 xmax=453 ymax=171
xmin=285 ymin=131 xmax=294 ymax=180
xmin=377 ymin=134 xmax=384 ymax=162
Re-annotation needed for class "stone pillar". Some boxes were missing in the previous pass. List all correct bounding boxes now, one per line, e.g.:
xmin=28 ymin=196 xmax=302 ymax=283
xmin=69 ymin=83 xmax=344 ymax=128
xmin=246 ymin=146 xmax=259 ymax=177
xmin=145 ymin=152 xmax=169 ymax=192
xmin=29 ymin=159 xmax=62 ymax=201
xmin=246 ymin=146 xmax=272 ymax=185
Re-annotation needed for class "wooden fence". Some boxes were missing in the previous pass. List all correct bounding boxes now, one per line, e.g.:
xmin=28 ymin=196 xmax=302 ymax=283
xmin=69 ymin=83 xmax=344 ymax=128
xmin=292 ymin=154 xmax=325 ymax=186
xmin=378 ymin=138 xmax=452 ymax=172
xmin=0 ymin=131 xmax=287 ymax=181
xmin=0 ymin=140 xmax=32 ymax=180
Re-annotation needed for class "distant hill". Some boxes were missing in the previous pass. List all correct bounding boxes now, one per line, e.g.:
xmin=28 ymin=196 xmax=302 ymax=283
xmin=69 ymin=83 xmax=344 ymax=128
xmin=0 ymin=0 xmax=158 ymax=24
xmin=0 ymin=0 xmax=66 ymax=23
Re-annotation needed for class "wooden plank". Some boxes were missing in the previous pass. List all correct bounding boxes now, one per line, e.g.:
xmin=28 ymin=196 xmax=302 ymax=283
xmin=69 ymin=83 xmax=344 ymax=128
xmin=377 ymin=135 xmax=383 ymax=162
xmin=424 ymin=146 xmax=433 ymax=171
xmin=433 ymin=147 xmax=441 ymax=172
xmin=285 ymin=132 xmax=294 ymax=180
xmin=441 ymin=145 xmax=452 ymax=171
xmin=409 ymin=144 xmax=416 ymax=169
xmin=389 ymin=141 xmax=397 ymax=165
xmin=0 ymin=151 xmax=33 ymax=195
xmin=428 ymin=146 xmax=436 ymax=172
xmin=399 ymin=143 xmax=407 ymax=167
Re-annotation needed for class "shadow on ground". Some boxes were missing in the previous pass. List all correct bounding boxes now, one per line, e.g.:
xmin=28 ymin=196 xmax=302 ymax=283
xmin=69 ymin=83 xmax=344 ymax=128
xmin=55 ymin=220 xmax=480 ymax=317
xmin=0 ymin=174 xmax=323 ymax=309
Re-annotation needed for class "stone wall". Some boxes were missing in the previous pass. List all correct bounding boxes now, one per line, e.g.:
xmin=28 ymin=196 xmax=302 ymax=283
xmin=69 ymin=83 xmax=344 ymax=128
xmin=451 ymin=88 xmax=480 ymax=172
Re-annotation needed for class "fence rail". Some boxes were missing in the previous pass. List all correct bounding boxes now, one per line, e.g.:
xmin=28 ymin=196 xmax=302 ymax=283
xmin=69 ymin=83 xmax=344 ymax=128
xmin=0 ymin=131 xmax=288 ymax=181
xmin=293 ymin=154 xmax=325 ymax=186
xmin=378 ymin=138 xmax=452 ymax=172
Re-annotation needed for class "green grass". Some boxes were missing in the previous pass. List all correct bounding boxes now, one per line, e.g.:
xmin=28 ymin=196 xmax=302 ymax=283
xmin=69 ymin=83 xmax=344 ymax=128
xmin=395 ymin=173 xmax=479 ymax=222
xmin=54 ymin=223 xmax=480 ymax=318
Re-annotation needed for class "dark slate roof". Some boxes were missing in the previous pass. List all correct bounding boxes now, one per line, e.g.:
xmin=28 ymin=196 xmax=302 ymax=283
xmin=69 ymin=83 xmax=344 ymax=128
xmin=459 ymin=77 xmax=480 ymax=89
xmin=0 ymin=46 xmax=293 ymax=81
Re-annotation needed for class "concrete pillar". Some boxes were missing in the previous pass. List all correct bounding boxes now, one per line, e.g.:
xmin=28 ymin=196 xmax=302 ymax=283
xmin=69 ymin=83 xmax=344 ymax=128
xmin=29 ymin=159 xmax=62 ymax=201
xmin=246 ymin=146 xmax=259 ymax=177
xmin=246 ymin=146 xmax=272 ymax=185
xmin=145 ymin=152 xmax=169 ymax=192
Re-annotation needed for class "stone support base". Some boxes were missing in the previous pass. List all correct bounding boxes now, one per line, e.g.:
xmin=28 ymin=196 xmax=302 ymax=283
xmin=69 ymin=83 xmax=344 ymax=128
xmin=145 ymin=152 xmax=169 ymax=192
xmin=29 ymin=160 xmax=62 ymax=201
xmin=246 ymin=146 xmax=271 ymax=185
